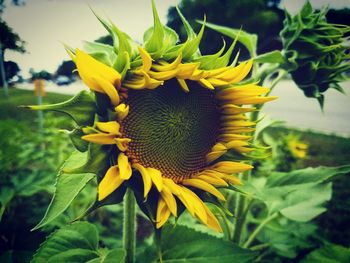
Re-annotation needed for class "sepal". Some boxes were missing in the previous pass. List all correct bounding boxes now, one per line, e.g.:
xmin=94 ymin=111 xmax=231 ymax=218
xmin=21 ymin=90 xmax=96 ymax=126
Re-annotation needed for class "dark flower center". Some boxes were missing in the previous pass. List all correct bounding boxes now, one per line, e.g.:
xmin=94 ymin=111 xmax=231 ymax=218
xmin=121 ymin=79 xmax=220 ymax=181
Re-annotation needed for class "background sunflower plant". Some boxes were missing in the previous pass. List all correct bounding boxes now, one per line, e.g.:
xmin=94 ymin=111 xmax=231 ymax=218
xmin=14 ymin=1 xmax=350 ymax=262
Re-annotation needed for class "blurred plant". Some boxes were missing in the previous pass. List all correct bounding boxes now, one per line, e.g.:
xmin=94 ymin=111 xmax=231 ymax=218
xmin=29 ymin=68 xmax=52 ymax=81
xmin=0 ymin=114 xmax=75 ymax=261
xmin=258 ymin=131 xmax=308 ymax=173
xmin=287 ymin=134 xmax=308 ymax=159
xmin=280 ymin=1 xmax=350 ymax=107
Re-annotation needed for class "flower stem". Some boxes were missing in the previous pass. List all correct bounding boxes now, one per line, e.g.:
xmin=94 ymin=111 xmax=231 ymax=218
xmin=232 ymin=179 xmax=252 ymax=244
xmin=123 ymin=188 xmax=136 ymax=263
xmin=243 ymin=213 xmax=278 ymax=248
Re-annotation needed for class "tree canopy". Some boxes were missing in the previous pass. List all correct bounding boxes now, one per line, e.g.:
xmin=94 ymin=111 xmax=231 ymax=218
xmin=0 ymin=18 xmax=25 ymax=53
xmin=167 ymin=0 xmax=284 ymax=57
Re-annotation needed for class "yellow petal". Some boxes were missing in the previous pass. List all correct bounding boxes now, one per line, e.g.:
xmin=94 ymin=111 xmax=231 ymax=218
xmin=221 ymin=104 xmax=256 ymax=114
xmin=132 ymin=163 xmax=152 ymax=198
xmin=228 ymin=60 xmax=253 ymax=83
xmin=220 ymin=114 xmax=249 ymax=121
xmin=206 ymin=66 xmax=230 ymax=77
xmin=189 ymin=68 xmax=206 ymax=79
xmin=98 ymin=165 xmax=124 ymax=201
xmin=182 ymin=178 xmax=225 ymax=201
xmin=76 ymin=49 xmax=121 ymax=89
xmin=214 ymin=62 xmax=248 ymax=81
xmin=217 ymin=174 xmax=242 ymax=185
xmin=163 ymin=178 xmax=181 ymax=195
xmin=222 ymin=120 xmax=256 ymax=127
xmin=177 ymin=78 xmax=190 ymax=92
xmin=176 ymin=63 xmax=199 ymax=79
xmin=160 ymin=185 xmax=177 ymax=216
xmin=82 ymin=133 xmax=116 ymax=144
xmin=206 ymin=150 xmax=227 ymax=163
xmin=196 ymin=174 xmax=228 ymax=187
xmin=115 ymin=138 xmax=131 ymax=151
xmin=198 ymin=78 xmax=215 ymax=90
xmin=156 ymin=197 xmax=171 ymax=228
xmin=96 ymin=121 xmax=120 ymax=135
xmin=92 ymin=76 xmax=120 ymax=106
xmin=147 ymin=167 xmax=163 ymax=192
xmin=123 ymin=76 xmax=147 ymax=89
xmin=211 ymin=161 xmax=253 ymax=174
xmin=202 ymin=204 xmax=223 ymax=233
xmin=143 ymin=71 xmax=164 ymax=89
xmin=181 ymin=187 xmax=208 ymax=224
xmin=115 ymin=103 xmax=129 ymax=121
xmin=220 ymin=127 xmax=256 ymax=133
xmin=118 ymin=153 xmax=132 ymax=180
xmin=206 ymin=78 xmax=229 ymax=87
xmin=218 ymin=134 xmax=252 ymax=142
xmin=138 ymin=46 xmax=153 ymax=72
xmin=166 ymin=183 xmax=196 ymax=217
xmin=231 ymin=96 xmax=278 ymax=105
xmin=152 ymin=53 xmax=182 ymax=72
xmin=148 ymin=69 xmax=178 ymax=81
xmin=216 ymin=85 xmax=270 ymax=99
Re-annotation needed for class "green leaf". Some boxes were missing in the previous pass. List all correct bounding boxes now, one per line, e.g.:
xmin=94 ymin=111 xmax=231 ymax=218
xmin=301 ymin=244 xmax=350 ymax=263
xmin=176 ymin=6 xmax=196 ymax=40
xmin=144 ymin=0 xmax=165 ymax=58
xmin=279 ymin=183 xmax=332 ymax=221
xmin=21 ymin=91 xmax=96 ymax=127
xmin=67 ymin=128 xmax=89 ymax=152
xmin=257 ymin=218 xmax=318 ymax=258
xmin=31 ymin=222 xmax=125 ymax=263
xmin=32 ymin=222 xmax=98 ymax=262
xmin=182 ymin=19 xmax=205 ymax=60
xmin=141 ymin=225 xmax=256 ymax=262
xmin=253 ymin=50 xmax=286 ymax=64
xmin=200 ymin=21 xmax=258 ymax=56
xmin=235 ymin=165 xmax=350 ymax=220
xmin=83 ymin=41 xmax=117 ymax=67
xmin=266 ymin=165 xmax=350 ymax=188
xmin=101 ymin=249 xmax=126 ymax=263
xmin=32 ymin=151 xmax=96 ymax=230
xmin=32 ymin=222 xmax=126 ymax=263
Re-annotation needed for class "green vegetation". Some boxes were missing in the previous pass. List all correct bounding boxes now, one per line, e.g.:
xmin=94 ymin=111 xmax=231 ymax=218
xmin=0 ymin=88 xmax=70 ymax=122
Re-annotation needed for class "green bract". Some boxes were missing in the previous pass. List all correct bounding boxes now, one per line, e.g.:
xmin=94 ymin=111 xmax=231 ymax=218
xmin=281 ymin=1 xmax=350 ymax=107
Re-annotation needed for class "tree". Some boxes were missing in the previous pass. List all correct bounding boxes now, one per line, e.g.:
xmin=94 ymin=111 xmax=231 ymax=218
xmin=95 ymin=35 xmax=113 ymax=46
xmin=29 ymin=68 xmax=52 ymax=81
xmin=4 ymin=60 xmax=20 ymax=81
xmin=167 ymin=0 xmax=284 ymax=57
xmin=0 ymin=18 xmax=25 ymax=96
xmin=0 ymin=0 xmax=24 ymax=13
xmin=55 ymin=60 xmax=77 ymax=79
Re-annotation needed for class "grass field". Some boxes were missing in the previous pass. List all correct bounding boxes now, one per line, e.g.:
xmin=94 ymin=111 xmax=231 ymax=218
xmin=0 ymin=88 xmax=71 ymax=124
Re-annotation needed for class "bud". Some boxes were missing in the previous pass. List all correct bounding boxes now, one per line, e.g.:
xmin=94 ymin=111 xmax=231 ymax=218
xmin=281 ymin=1 xmax=350 ymax=108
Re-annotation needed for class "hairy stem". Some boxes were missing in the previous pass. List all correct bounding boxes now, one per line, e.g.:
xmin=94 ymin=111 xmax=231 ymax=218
xmin=243 ymin=213 xmax=278 ymax=248
xmin=123 ymin=188 xmax=136 ymax=263
xmin=232 ymin=185 xmax=252 ymax=244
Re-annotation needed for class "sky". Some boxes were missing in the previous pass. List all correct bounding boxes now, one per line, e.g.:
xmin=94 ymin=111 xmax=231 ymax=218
xmin=2 ymin=0 xmax=349 ymax=77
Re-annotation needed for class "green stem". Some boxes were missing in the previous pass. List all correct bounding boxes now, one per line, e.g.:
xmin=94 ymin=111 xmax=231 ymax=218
xmin=250 ymin=243 xmax=269 ymax=251
xmin=243 ymin=213 xmax=278 ymax=248
xmin=232 ymin=187 xmax=252 ymax=244
xmin=155 ymin=229 xmax=163 ymax=263
xmin=123 ymin=188 xmax=136 ymax=263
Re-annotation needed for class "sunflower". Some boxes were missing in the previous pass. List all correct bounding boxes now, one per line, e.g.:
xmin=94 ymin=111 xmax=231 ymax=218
xmin=286 ymin=135 xmax=308 ymax=159
xmin=66 ymin=3 xmax=276 ymax=232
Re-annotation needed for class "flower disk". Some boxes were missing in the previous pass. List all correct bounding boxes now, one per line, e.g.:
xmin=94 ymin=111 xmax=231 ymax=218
xmin=121 ymin=79 xmax=220 ymax=182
